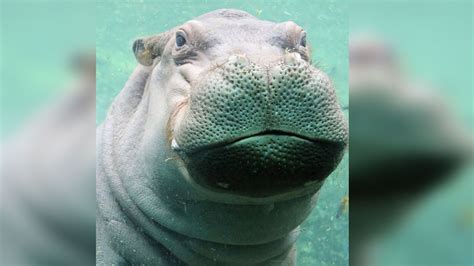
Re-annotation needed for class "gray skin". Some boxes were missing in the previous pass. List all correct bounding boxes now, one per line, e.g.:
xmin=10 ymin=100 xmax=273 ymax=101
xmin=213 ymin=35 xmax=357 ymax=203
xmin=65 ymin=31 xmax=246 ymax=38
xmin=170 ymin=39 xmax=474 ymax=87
xmin=97 ymin=9 xmax=348 ymax=265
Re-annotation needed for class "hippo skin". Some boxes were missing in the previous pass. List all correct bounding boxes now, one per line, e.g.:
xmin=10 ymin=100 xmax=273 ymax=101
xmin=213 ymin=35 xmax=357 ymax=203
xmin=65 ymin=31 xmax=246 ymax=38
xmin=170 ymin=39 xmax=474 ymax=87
xmin=97 ymin=9 xmax=348 ymax=265
xmin=1 ymin=53 xmax=96 ymax=265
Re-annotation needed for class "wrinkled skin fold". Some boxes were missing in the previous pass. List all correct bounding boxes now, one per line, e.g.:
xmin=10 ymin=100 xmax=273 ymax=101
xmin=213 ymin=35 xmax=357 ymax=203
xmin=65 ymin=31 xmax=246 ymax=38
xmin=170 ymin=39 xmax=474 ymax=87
xmin=97 ymin=9 xmax=348 ymax=265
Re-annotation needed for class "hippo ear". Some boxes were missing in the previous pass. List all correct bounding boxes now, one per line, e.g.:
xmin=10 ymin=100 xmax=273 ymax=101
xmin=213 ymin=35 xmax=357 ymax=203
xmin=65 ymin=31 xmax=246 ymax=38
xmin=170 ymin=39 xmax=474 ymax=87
xmin=133 ymin=32 xmax=172 ymax=66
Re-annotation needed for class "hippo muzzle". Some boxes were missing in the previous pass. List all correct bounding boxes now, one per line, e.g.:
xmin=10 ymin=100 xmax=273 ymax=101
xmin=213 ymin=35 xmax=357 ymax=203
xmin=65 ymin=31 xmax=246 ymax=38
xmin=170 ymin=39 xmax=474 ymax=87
xmin=172 ymin=53 xmax=347 ymax=197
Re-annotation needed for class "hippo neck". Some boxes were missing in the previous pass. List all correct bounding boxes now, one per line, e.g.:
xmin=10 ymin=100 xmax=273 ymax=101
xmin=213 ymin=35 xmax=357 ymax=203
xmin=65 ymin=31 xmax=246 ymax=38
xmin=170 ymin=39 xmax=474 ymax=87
xmin=98 ymin=64 xmax=309 ymax=264
xmin=103 ymin=164 xmax=299 ymax=265
xmin=130 ymin=209 xmax=298 ymax=265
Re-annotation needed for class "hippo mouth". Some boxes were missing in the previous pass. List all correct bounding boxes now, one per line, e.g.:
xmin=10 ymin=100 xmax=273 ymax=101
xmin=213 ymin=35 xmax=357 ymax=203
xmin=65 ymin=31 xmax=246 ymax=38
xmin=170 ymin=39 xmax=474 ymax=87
xmin=174 ymin=130 xmax=345 ymax=197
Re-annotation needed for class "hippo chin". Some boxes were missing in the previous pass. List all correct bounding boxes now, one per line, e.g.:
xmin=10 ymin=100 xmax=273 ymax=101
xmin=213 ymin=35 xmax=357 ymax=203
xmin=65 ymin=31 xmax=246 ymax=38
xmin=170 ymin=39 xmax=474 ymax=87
xmin=97 ymin=9 xmax=348 ymax=265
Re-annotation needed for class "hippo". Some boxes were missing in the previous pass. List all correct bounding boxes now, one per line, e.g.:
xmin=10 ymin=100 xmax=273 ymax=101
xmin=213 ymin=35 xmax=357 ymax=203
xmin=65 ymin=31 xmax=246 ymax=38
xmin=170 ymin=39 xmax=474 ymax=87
xmin=96 ymin=9 xmax=348 ymax=265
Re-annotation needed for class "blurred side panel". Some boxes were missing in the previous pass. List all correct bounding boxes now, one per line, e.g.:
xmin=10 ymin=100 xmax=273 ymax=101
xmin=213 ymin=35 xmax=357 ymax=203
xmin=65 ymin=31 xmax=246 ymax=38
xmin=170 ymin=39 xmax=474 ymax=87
xmin=1 ymin=0 xmax=96 ymax=265
xmin=349 ymin=0 xmax=473 ymax=265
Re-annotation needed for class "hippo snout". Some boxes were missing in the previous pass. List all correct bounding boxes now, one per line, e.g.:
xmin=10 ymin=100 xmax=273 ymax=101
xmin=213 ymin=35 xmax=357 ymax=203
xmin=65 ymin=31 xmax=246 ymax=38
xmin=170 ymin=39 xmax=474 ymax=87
xmin=173 ymin=53 xmax=347 ymax=197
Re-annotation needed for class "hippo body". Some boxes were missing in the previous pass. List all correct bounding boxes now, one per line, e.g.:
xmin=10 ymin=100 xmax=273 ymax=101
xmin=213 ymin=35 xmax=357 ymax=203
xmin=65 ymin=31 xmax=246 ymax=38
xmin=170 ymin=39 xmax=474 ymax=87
xmin=97 ymin=9 xmax=347 ymax=265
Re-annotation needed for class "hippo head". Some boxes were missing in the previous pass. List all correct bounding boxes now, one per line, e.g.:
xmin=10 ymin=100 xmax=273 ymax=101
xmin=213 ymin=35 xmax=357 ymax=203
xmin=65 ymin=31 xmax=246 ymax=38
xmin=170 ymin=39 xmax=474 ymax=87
xmin=133 ymin=9 xmax=347 ymax=201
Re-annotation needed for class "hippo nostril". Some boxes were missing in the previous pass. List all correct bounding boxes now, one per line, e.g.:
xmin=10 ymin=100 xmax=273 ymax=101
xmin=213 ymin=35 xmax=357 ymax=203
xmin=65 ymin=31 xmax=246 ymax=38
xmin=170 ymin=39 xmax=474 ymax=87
xmin=283 ymin=53 xmax=301 ymax=65
xmin=228 ymin=54 xmax=249 ymax=66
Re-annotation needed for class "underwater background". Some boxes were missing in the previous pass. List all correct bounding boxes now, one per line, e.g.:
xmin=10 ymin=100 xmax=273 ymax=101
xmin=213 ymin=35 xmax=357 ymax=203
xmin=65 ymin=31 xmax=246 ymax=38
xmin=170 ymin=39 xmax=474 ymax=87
xmin=96 ymin=1 xmax=349 ymax=265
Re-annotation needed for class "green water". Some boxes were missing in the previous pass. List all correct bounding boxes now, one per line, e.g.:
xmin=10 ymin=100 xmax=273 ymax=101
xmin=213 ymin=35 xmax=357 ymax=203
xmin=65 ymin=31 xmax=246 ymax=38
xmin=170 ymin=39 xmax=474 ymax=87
xmin=350 ymin=1 xmax=473 ymax=265
xmin=1 ymin=1 xmax=95 ymax=138
xmin=96 ymin=1 xmax=349 ymax=265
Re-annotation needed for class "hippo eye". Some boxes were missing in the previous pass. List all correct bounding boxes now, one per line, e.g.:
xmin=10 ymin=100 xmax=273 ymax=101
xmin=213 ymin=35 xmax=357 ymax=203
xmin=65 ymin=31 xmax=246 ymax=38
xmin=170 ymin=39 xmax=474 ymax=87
xmin=299 ymin=32 xmax=307 ymax=47
xmin=176 ymin=32 xmax=187 ymax=48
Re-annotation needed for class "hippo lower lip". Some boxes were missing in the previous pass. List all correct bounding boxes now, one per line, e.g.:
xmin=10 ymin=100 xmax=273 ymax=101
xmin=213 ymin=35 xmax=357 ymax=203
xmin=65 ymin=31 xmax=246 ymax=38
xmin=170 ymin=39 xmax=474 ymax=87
xmin=177 ymin=130 xmax=317 ymax=154
xmin=176 ymin=131 xmax=345 ymax=197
